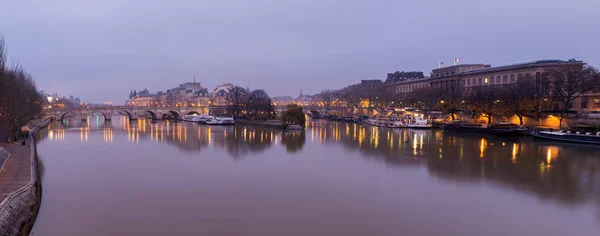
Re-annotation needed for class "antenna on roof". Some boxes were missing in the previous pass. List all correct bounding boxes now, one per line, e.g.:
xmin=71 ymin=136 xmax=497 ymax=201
xmin=193 ymin=74 xmax=196 ymax=83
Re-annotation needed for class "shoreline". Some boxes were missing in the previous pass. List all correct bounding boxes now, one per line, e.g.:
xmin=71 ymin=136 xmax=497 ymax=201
xmin=0 ymin=118 xmax=50 ymax=236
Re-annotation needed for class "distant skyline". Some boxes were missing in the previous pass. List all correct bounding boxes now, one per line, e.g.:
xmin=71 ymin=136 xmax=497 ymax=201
xmin=1 ymin=0 xmax=599 ymax=103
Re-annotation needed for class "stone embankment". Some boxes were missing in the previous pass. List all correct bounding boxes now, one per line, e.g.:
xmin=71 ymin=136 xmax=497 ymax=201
xmin=0 ymin=118 xmax=51 ymax=235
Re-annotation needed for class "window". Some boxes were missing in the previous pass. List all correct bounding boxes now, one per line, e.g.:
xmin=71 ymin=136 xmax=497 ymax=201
xmin=462 ymin=80 xmax=466 ymax=86
xmin=510 ymin=75 xmax=515 ymax=82
xmin=582 ymin=99 xmax=588 ymax=108
xmin=467 ymin=79 xmax=471 ymax=85
xmin=484 ymin=77 xmax=489 ymax=84
xmin=490 ymin=76 xmax=495 ymax=84
xmin=478 ymin=78 xmax=482 ymax=85
xmin=517 ymin=74 xmax=523 ymax=82
xmin=503 ymin=75 xmax=508 ymax=83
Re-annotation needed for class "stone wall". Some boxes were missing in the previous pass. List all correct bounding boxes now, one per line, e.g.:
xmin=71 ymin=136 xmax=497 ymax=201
xmin=450 ymin=113 xmax=600 ymax=128
xmin=0 ymin=118 xmax=49 ymax=235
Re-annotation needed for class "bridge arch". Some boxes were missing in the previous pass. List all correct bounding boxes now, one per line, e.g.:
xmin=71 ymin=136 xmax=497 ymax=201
xmin=121 ymin=110 xmax=134 ymax=120
xmin=145 ymin=111 xmax=158 ymax=120
xmin=186 ymin=111 xmax=200 ymax=116
xmin=161 ymin=111 xmax=181 ymax=120
xmin=88 ymin=110 xmax=108 ymax=120
xmin=59 ymin=112 xmax=71 ymax=121
xmin=169 ymin=111 xmax=181 ymax=120
xmin=309 ymin=110 xmax=322 ymax=118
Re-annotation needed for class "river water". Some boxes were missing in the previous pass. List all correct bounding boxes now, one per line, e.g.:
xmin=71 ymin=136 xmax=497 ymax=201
xmin=31 ymin=116 xmax=600 ymax=236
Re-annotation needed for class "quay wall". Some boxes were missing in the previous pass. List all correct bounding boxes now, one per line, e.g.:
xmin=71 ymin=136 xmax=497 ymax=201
xmin=0 ymin=118 xmax=50 ymax=235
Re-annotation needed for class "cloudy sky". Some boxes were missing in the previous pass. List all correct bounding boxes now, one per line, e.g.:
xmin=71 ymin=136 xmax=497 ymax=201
xmin=1 ymin=0 xmax=598 ymax=103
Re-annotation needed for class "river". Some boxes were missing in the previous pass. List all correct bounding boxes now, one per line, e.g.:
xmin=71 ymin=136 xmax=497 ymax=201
xmin=31 ymin=115 xmax=600 ymax=236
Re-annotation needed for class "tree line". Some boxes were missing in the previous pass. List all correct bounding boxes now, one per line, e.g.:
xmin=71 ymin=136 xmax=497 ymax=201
xmin=226 ymin=86 xmax=275 ymax=119
xmin=314 ymin=65 xmax=600 ymax=127
xmin=226 ymin=86 xmax=306 ymax=127
xmin=0 ymin=37 xmax=44 ymax=142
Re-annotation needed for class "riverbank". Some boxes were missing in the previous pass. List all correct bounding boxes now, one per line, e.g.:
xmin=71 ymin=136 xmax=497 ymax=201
xmin=0 ymin=118 xmax=50 ymax=235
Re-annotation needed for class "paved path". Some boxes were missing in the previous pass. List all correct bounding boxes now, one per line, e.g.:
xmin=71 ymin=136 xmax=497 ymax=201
xmin=0 ymin=141 xmax=31 ymax=201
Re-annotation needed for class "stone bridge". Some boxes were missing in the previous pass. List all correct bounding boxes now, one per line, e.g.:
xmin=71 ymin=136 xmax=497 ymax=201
xmin=43 ymin=106 xmax=223 ymax=121
xmin=274 ymin=105 xmax=376 ymax=118
xmin=44 ymin=105 xmax=376 ymax=121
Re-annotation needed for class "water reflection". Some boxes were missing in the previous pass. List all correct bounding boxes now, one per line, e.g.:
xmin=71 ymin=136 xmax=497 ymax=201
xmin=37 ymin=117 xmax=600 ymax=215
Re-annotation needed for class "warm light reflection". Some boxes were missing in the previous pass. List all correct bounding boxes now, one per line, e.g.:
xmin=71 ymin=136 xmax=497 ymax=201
xmin=413 ymin=133 xmax=417 ymax=155
xmin=546 ymin=146 xmax=559 ymax=166
xmin=479 ymin=138 xmax=487 ymax=158
xmin=512 ymin=143 xmax=518 ymax=163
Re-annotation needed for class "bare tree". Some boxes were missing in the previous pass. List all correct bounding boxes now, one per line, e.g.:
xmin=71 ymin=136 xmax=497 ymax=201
xmin=500 ymin=79 xmax=536 ymax=125
xmin=466 ymin=86 xmax=501 ymax=124
xmin=549 ymin=65 xmax=599 ymax=128
xmin=226 ymin=86 xmax=249 ymax=118
xmin=247 ymin=89 xmax=274 ymax=119
xmin=407 ymin=87 xmax=441 ymax=116
xmin=437 ymin=83 xmax=463 ymax=120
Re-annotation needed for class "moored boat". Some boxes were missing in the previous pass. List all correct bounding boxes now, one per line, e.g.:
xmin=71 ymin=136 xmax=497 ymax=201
xmin=182 ymin=115 xmax=200 ymax=122
xmin=206 ymin=117 xmax=235 ymax=125
xmin=443 ymin=122 xmax=525 ymax=136
xmin=531 ymin=130 xmax=600 ymax=145
xmin=407 ymin=118 xmax=432 ymax=129
xmin=196 ymin=115 xmax=214 ymax=124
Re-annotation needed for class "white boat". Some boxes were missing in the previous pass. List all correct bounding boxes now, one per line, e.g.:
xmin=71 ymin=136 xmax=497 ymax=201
xmin=375 ymin=118 xmax=391 ymax=127
xmin=196 ymin=115 xmax=214 ymax=124
xmin=206 ymin=116 xmax=235 ymax=125
xmin=366 ymin=118 xmax=378 ymax=126
xmin=182 ymin=115 xmax=200 ymax=122
xmin=407 ymin=118 xmax=432 ymax=129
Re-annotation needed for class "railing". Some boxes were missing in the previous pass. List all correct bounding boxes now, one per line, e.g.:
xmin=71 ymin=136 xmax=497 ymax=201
xmin=0 ymin=147 xmax=9 ymax=172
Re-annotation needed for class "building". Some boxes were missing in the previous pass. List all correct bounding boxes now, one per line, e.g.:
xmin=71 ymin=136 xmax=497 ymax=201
xmin=385 ymin=71 xmax=425 ymax=83
xmin=394 ymin=59 xmax=599 ymax=113
xmin=40 ymin=91 xmax=81 ymax=108
xmin=213 ymin=83 xmax=233 ymax=106
xmin=126 ymin=89 xmax=157 ymax=106
xmin=191 ymin=88 xmax=210 ymax=107
xmin=272 ymin=96 xmax=295 ymax=106
xmin=394 ymin=77 xmax=431 ymax=94
xmin=126 ymin=81 xmax=211 ymax=107
xmin=430 ymin=64 xmax=490 ymax=78
xmin=360 ymin=80 xmax=383 ymax=86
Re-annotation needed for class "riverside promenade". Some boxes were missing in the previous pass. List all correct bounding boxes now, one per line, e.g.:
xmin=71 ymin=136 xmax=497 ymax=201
xmin=0 ymin=142 xmax=33 ymax=201
xmin=0 ymin=118 xmax=50 ymax=235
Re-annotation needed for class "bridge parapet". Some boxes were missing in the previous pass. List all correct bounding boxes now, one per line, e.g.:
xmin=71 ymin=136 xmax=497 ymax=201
xmin=43 ymin=106 xmax=218 ymax=121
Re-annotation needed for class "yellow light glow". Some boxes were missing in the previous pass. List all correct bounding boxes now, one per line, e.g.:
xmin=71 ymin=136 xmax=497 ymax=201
xmin=479 ymin=138 xmax=487 ymax=158
xmin=512 ymin=143 xmax=518 ymax=163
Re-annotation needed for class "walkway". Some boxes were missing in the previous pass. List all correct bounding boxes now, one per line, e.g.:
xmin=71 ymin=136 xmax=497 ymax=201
xmin=0 ymin=141 xmax=31 ymax=202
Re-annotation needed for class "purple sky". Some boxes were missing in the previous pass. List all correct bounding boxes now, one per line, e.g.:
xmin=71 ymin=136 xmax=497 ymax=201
xmin=1 ymin=0 xmax=599 ymax=104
